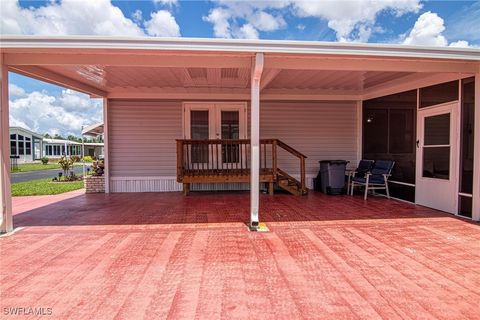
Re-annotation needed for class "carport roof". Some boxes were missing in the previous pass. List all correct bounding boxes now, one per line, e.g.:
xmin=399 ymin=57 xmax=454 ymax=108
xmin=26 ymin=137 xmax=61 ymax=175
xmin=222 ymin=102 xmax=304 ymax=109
xmin=82 ymin=122 xmax=104 ymax=137
xmin=2 ymin=35 xmax=480 ymax=60
xmin=1 ymin=36 xmax=479 ymax=100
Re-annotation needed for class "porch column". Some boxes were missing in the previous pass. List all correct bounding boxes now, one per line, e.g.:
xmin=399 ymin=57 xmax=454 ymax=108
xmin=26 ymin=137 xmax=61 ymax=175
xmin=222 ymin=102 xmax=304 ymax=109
xmin=0 ymin=57 xmax=13 ymax=233
xmin=250 ymin=53 xmax=264 ymax=228
xmin=103 ymin=98 xmax=110 ymax=193
xmin=472 ymin=70 xmax=480 ymax=221
xmin=356 ymin=100 xmax=363 ymax=163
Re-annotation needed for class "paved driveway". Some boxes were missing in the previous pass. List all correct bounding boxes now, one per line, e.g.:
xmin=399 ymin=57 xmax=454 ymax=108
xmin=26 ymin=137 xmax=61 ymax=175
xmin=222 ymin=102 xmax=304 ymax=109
xmin=11 ymin=165 xmax=85 ymax=183
xmin=2 ymin=192 xmax=479 ymax=319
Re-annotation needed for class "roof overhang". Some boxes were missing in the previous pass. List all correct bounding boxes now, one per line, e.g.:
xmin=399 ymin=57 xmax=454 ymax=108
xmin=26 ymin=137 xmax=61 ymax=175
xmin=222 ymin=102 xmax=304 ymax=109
xmin=9 ymin=126 xmax=44 ymax=139
xmin=2 ymin=35 xmax=480 ymax=60
xmin=82 ymin=122 xmax=104 ymax=137
xmin=1 ymin=36 xmax=479 ymax=101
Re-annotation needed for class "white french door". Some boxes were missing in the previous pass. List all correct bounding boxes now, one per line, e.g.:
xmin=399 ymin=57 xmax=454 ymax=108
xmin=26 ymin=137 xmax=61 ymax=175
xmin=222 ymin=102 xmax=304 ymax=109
xmin=183 ymin=102 xmax=247 ymax=168
xmin=415 ymin=102 xmax=459 ymax=214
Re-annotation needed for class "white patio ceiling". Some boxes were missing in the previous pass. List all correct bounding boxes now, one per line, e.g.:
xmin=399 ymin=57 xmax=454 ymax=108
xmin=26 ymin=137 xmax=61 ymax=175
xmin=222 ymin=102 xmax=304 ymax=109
xmin=2 ymin=36 xmax=479 ymax=101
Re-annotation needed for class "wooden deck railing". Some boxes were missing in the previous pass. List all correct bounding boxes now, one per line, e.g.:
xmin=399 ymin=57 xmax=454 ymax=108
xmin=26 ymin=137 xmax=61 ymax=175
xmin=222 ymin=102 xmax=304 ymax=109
xmin=176 ymin=139 xmax=307 ymax=194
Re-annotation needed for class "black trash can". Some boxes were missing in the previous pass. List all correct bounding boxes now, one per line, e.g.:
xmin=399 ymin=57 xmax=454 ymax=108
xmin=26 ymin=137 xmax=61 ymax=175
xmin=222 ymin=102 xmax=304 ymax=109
xmin=318 ymin=160 xmax=348 ymax=195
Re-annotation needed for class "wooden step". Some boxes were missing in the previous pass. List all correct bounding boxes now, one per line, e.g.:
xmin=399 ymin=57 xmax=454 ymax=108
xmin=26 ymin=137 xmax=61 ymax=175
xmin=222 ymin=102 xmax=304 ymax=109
xmin=276 ymin=174 xmax=308 ymax=196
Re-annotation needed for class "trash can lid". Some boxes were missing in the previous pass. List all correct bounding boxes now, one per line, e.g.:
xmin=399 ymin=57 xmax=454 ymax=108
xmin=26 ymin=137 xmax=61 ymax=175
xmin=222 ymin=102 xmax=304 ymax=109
xmin=319 ymin=160 xmax=349 ymax=164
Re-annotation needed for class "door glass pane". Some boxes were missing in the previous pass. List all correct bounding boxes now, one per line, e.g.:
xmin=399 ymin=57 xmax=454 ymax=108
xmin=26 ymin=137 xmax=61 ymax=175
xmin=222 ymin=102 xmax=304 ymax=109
xmin=221 ymin=111 xmax=239 ymax=163
xmin=221 ymin=111 xmax=239 ymax=139
xmin=459 ymin=196 xmax=472 ymax=218
xmin=191 ymin=111 xmax=209 ymax=139
xmin=423 ymin=146 xmax=450 ymax=179
xmin=190 ymin=110 xmax=209 ymax=163
xmin=424 ymin=113 xmax=450 ymax=145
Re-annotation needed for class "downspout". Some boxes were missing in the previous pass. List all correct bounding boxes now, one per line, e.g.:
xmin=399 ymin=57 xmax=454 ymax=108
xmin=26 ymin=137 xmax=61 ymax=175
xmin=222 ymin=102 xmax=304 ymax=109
xmin=250 ymin=53 xmax=264 ymax=230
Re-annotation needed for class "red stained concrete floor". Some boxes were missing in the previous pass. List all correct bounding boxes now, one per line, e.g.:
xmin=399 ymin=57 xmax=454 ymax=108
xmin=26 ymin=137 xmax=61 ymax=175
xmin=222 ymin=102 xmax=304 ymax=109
xmin=1 ymin=191 xmax=480 ymax=319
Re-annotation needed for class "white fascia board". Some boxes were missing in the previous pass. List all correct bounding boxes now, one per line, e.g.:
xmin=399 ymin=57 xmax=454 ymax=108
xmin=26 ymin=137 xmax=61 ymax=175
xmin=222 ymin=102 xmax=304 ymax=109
xmin=1 ymin=36 xmax=480 ymax=61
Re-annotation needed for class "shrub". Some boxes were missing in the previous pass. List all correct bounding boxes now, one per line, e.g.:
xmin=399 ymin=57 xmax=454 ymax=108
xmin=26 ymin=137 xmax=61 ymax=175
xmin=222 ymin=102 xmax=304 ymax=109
xmin=82 ymin=156 xmax=93 ymax=163
xmin=41 ymin=157 xmax=49 ymax=165
xmin=92 ymin=159 xmax=105 ymax=176
xmin=70 ymin=155 xmax=81 ymax=163
xmin=58 ymin=156 xmax=74 ymax=178
xmin=65 ymin=172 xmax=82 ymax=181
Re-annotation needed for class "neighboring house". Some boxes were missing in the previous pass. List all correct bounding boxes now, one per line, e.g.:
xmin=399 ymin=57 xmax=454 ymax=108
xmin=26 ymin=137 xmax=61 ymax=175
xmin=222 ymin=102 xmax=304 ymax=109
xmin=9 ymin=127 xmax=104 ymax=161
xmin=81 ymin=122 xmax=105 ymax=158
xmin=83 ymin=142 xmax=104 ymax=159
xmin=9 ymin=127 xmax=44 ymax=163
xmin=1 ymin=36 xmax=479 ymax=235
xmin=43 ymin=138 xmax=83 ymax=159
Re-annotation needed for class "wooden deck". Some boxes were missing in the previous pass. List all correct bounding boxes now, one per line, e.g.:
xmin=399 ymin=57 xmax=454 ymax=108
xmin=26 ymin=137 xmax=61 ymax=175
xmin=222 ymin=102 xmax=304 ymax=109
xmin=1 ymin=191 xmax=479 ymax=319
xmin=177 ymin=139 xmax=308 ymax=195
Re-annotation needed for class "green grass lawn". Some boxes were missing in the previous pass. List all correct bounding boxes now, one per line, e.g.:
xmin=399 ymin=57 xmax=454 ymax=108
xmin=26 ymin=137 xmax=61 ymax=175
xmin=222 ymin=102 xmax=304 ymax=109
xmin=11 ymin=163 xmax=85 ymax=173
xmin=11 ymin=178 xmax=84 ymax=196
xmin=11 ymin=163 xmax=61 ymax=173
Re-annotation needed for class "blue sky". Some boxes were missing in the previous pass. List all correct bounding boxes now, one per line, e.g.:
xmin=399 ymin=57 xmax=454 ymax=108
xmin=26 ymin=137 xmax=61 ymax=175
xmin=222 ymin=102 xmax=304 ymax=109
xmin=3 ymin=0 xmax=479 ymax=136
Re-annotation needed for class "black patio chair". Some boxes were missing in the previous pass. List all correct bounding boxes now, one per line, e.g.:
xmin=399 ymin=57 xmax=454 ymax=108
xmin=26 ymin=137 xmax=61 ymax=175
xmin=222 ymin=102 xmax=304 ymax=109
xmin=346 ymin=160 xmax=374 ymax=195
xmin=350 ymin=160 xmax=395 ymax=200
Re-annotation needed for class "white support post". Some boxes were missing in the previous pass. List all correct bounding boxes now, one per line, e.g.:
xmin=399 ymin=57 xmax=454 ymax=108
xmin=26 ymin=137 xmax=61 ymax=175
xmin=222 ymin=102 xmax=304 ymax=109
xmin=0 ymin=58 xmax=13 ymax=233
xmin=103 ymin=98 xmax=110 ymax=193
xmin=250 ymin=53 xmax=264 ymax=229
xmin=356 ymin=100 xmax=363 ymax=165
xmin=81 ymin=126 xmax=86 ymax=178
xmin=472 ymin=71 xmax=480 ymax=221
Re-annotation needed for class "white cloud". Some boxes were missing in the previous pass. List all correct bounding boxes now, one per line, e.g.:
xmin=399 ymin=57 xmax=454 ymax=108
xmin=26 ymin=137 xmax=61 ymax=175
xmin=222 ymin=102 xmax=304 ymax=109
xmin=153 ymin=0 xmax=178 ymax=5
xmin=402 ymin=11 xmax=474 ymax=47
xmin=9 ymin=87 xmax=102 ymax=137
xmin=132 ymin=9 xmax=143 ymax=23
xmin=234 ymin=24 xmax=259 ymax=39
xmin=449 ymin=40 xmax=471 ymax=48
xmin=203 ymin=1 xmax=288 ymax=39
xmin=144 ymin=10 xmax=181 ymax=37
xmin=403 ymin=11 xmax=447 ymax=46
xmin=203 ymin=8 xmax=232 ymax=38
xmin=8 ymin=84 xmax=26 ymax=98
xmin=9 ymin=117 xmax=31 ymax=131
xmin=1 ymin=0 xmax=144 ymax=36
xmin=292 ymin=0 xmax=422 ymax=42
xmin=250 ymin=11 xmax=286 ymax=32
xmin=1 ymin=0 xmax=180 ymax=38
xmin=204 ymin=0 xmax=421 ymax=41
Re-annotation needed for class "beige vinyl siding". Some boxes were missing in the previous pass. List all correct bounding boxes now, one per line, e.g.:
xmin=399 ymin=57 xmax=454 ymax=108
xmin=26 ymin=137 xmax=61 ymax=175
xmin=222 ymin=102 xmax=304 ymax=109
xmin=108 ymin=100 xmax=182 ymax=177
xmin=260 ymin=101 xmax=358 ymax=176
xmin=107 ymin=99 xmax=358 ymax=192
